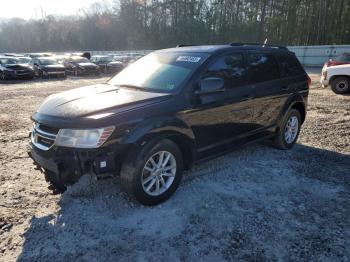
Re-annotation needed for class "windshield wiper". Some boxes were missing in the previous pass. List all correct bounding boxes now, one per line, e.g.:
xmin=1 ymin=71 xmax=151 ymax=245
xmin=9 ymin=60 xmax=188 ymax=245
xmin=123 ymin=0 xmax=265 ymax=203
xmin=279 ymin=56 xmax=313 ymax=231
xmin=116 ymin=84 xmax=145 ymax=90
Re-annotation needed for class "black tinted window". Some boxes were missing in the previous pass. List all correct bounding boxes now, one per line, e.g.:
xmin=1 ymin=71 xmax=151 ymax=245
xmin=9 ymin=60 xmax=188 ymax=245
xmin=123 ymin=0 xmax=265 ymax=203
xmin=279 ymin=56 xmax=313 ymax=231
xmin=247 ymin=53 xmax=280 ymax=83
xmin=277 ymin=53 xmax=304 ymax=77
xmin=204 ymin=53 xmax=246 ymax=88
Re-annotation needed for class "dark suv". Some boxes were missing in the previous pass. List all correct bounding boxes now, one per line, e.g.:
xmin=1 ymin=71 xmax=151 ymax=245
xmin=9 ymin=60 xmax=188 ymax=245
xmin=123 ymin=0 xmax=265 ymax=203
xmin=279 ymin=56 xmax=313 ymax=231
xmin=28 ymin=43 xmax=310 ymax=205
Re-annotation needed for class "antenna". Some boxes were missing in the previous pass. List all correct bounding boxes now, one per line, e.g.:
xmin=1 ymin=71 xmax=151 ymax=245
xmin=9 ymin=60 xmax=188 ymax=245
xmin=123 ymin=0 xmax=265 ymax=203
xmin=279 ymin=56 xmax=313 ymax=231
xmin=263 ymin=38 xmax=268 ymax=47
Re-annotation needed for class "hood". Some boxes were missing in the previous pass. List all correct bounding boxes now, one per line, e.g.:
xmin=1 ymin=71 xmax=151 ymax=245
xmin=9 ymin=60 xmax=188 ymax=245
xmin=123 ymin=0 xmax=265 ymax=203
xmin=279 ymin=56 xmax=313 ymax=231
xmin=78 ymin=62 xmax=98 ymax=68
xmin=4 ymin=64 xmax=32 ymax=70
xmin=35 ymin=84 xmax=171 ymax=119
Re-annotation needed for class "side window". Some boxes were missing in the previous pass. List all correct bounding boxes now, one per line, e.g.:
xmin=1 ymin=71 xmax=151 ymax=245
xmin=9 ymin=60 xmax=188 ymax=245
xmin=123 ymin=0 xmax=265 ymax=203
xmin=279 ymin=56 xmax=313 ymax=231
xmin=247 ymin=53 xmax=280 ymax=83
xmin=204 ymin=53 xmax=246 ymax=88
xmin=277 ymin=53 xmax=304 ymax=77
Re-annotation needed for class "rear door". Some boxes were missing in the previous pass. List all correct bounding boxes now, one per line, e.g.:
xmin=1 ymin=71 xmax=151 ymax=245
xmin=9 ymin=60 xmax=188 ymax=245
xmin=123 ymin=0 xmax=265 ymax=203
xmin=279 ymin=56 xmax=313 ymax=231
xmin=246 ymin=52 xmax=287 ymax=130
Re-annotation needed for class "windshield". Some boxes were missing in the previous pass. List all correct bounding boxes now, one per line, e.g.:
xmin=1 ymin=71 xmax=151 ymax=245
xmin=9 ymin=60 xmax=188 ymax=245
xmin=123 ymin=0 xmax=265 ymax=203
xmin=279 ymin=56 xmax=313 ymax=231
xmin=0 ymin=58 xmax=18 ymax=64
xmin=18 ymin=57 xmax=31 ymax=63
xmin=108 ymin=52 xmax=208 ymax=92
xmin=39 ymin=58 xmax=58 ymax=65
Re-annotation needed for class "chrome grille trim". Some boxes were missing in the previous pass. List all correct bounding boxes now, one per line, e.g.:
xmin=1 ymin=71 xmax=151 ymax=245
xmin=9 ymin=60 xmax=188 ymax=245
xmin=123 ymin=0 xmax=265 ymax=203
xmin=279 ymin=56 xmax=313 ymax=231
xmin=31 ymin=123 xmax=58 ymax=151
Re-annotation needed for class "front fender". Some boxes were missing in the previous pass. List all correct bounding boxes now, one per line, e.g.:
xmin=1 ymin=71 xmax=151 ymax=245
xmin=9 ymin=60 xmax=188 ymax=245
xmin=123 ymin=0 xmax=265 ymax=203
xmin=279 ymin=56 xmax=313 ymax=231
xmin=119 ymin=115 xmax=195 ymax=145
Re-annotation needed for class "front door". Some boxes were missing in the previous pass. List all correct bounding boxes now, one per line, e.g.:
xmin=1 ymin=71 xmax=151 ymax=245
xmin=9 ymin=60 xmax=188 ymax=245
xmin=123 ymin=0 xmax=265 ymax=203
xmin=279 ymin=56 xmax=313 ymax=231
xmin=183 ymin=52 xmax=256 ymax=152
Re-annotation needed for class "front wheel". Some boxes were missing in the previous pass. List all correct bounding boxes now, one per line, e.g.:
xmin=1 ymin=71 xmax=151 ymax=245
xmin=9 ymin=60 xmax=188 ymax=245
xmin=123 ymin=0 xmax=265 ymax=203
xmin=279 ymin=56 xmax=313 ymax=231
xmin=273 ymin=109 xmax=301 ymax=150
xmin=0 ymin=71 xmax=6 ymax=80
xmin=331 ymin=76 xmax=350 ymax=94
xmin=120 ymin=139 xmax=183 ymax=205
xmin=44 ymin=170 xmax=67 ymax=194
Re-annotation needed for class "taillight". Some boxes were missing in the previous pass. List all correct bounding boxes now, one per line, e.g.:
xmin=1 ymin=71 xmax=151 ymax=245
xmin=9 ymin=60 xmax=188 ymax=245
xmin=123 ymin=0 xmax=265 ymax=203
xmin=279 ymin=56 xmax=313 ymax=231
xmin=307 ymin=75 xmax=311 ymax=88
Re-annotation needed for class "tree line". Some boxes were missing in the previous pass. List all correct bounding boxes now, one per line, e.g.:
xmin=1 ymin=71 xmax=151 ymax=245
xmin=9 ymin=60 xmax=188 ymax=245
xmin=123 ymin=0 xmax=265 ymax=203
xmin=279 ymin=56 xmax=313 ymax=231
xmin=0 ymin=0 xmax=349 ymax=53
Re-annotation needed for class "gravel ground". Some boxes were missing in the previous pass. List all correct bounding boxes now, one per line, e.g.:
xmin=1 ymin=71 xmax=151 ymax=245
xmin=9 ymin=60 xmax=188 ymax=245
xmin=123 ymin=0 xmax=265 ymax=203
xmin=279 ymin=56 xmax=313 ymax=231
xmin=0 ymin=72 xmax=349 ymax=261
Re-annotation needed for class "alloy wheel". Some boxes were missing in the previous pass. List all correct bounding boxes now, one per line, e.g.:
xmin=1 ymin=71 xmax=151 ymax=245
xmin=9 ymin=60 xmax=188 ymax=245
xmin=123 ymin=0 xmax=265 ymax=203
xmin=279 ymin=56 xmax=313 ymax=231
xmin=284 ymin=116 xmax=299 ymax=144
xmin=336 ymin=80 xmax=349 ymax=92
xmin=141 ymin=151 xmax=177 ymax=196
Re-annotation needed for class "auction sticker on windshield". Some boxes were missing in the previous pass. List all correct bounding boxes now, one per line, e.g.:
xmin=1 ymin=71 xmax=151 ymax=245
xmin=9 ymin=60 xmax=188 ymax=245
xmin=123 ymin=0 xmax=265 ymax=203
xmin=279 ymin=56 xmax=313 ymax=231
xmin=176 ymin=56 xmax=201 ymax=63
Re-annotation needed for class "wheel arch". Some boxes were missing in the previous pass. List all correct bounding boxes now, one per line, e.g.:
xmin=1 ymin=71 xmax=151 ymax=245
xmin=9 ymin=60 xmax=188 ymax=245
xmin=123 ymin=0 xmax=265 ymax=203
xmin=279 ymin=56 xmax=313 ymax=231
xmin=277 ymin=94 xmax=307 ymax=129
xmin=291 ymin=102 xmax=306 ymax=124
xmin=120 ymin=118 xmax=196 ymax=170
xmin=329 ymin=75 xmax=350 ymax=84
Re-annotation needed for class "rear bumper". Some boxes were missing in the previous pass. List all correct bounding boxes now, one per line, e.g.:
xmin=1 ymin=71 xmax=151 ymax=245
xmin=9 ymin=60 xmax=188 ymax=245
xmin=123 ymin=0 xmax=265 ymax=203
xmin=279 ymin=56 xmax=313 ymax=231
xmin=28 ymin=139 xmax=128 ymax=185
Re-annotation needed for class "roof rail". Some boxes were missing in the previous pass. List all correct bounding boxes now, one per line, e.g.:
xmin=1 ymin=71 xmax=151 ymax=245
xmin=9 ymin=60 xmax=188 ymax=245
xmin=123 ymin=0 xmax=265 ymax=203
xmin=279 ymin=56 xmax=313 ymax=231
xmin=176 ymin=44 xmax=198 ymax=48
xmin=229 ymin=42 xmax=288 ymax=50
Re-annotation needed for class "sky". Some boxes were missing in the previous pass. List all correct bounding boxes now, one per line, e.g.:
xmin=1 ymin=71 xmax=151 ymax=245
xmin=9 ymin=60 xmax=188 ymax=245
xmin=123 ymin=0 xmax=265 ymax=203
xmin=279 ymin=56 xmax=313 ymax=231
xmin=0 ymin=0 xmax=113 ymax=20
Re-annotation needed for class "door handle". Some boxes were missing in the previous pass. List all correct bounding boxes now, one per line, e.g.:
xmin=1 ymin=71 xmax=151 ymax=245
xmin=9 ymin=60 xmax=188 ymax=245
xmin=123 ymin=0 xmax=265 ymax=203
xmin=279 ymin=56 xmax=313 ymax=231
xmin=281 ymin=86 xmax=289 ymax=91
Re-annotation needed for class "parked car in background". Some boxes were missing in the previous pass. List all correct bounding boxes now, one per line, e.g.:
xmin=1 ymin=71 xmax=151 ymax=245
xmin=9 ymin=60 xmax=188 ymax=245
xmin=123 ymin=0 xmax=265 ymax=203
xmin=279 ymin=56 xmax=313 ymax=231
xmin=113 ymin=55 xmax=135 ymax=65
xmin=63 ymin=56 xmax=100 ymax=76
xmin=28 ymin=43 xmax=309 ymax=205
xmin=323 ymin=53 xmax=350 ymax=69
xmin=4 ymin=53 xmax=25 ymax=57
xmin=52 ymin=55 xmax=70 ymax=64
xmin=25 ymin=53 xmax=53 ymax=59
xmin=31 ymin=57 xmax=66 ymax=79
xmin=0 ymin=56 xmax=34 ymax=80
xmin=17 ymin=57 xmax=32 ymax=64
xmin=68 ymin=52 xmax=91 ymax=60
xmin=90 ymin=55 xmax=124 ymax=74
xmin=128 ymin=55 xmax=144 ymax=65
xmin=321 ymin=63 xmax=350 ymax=94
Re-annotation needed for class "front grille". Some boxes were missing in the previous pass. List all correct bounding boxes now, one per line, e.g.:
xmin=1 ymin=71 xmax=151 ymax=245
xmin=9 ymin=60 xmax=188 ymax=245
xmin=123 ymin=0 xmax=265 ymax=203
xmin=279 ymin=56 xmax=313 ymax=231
xmin=37 ymin=123 xmax=59 ymax=134
xmin=31 ymin=122 xmax=59 ymax=151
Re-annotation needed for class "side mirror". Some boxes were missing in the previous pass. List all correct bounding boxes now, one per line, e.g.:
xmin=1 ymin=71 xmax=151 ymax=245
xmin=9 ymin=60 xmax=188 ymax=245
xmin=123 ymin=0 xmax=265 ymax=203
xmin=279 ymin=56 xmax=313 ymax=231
xmin=195 ymin=77 xmax=225 ymax=95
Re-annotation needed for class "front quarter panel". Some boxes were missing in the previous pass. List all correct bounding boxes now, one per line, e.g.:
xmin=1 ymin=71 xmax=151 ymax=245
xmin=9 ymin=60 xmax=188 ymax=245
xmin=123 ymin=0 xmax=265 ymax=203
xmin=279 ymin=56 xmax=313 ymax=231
xmin=118 ymin=115 xmax=195 ymax=145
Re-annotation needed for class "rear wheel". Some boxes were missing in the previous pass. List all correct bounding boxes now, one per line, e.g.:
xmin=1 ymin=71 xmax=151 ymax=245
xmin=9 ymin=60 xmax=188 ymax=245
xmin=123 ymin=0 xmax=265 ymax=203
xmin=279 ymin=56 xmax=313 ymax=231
xmin=120 ymin=139 xmax=183 ymax=205
xmin=273 ymin=109 xmax=301 ymax=150
xmin=331 ymin=76 xmax=350 ymax=94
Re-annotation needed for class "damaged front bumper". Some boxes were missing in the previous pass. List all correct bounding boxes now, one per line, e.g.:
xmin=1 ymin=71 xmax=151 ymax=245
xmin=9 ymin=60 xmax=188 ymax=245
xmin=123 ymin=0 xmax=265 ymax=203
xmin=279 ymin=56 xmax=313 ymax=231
xmin=28 ymin=139 xmax=127 ymax=186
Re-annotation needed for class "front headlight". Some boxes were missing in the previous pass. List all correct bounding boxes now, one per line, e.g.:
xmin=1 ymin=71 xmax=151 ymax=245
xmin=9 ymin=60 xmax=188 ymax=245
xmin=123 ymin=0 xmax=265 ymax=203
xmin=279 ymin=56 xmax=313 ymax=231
xmin=55 ymin=126 xmax=115 ymax=148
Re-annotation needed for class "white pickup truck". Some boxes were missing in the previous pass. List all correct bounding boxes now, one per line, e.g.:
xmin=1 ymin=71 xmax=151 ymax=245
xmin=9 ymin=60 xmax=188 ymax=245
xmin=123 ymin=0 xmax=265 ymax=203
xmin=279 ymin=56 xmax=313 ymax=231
xmin=321 ymin=64 xmax=350 ymax=94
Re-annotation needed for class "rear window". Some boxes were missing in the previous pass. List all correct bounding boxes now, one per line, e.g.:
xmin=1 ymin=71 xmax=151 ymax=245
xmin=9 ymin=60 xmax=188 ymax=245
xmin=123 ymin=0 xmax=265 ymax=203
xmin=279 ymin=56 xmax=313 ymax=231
xmin=247 ymin=53 xmax=280 ymax=83
xmin=277 ymin=53 xmax=304 ymax=77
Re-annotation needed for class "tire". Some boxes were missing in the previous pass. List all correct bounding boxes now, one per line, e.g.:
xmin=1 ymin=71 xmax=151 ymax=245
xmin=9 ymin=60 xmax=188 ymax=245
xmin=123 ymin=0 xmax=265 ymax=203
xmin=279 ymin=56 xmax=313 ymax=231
xmin=273 ymin=109 xmax=301 ymax=150
xmin=331 ymin=76 xmax=350 ymax=94
xmin=120 ymin=138 xmax=183 ymax=206
xmin=38 ymin=70 xmax=43 ymax=79
xmin=0 ymin=71 xmax=6 ymax=80
xmin=44 ymin=170 xmax=67 ymax=193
